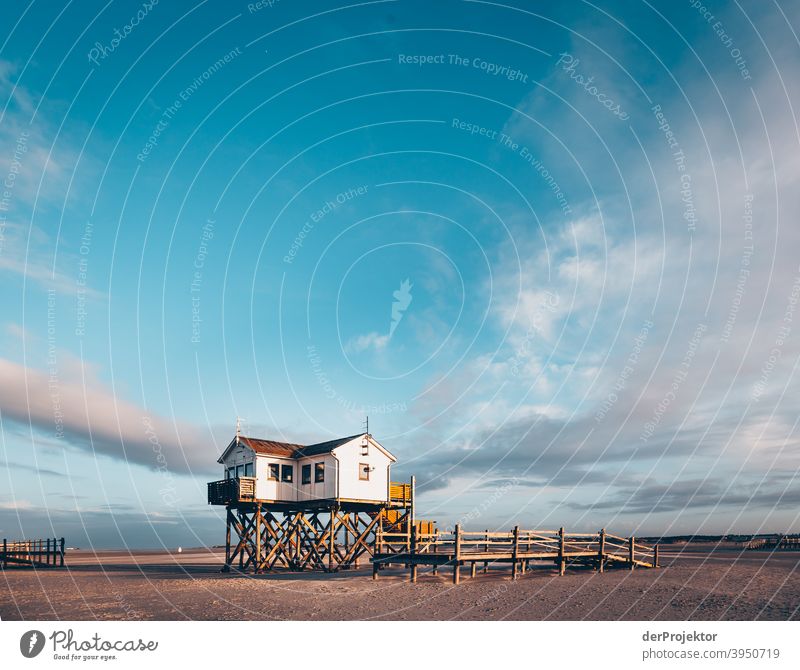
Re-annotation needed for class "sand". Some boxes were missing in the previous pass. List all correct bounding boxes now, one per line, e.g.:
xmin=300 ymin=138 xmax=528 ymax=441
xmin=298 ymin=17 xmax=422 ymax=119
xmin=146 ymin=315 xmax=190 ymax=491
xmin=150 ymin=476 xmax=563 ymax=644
xmin=1 ymin=543 xmax=798 ymax=620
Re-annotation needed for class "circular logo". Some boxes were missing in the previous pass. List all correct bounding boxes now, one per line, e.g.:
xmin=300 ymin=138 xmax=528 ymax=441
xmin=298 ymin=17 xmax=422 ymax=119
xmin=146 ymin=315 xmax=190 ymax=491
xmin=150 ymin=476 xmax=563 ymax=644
xmin=20 ymin=630 xmax=45 ymax=658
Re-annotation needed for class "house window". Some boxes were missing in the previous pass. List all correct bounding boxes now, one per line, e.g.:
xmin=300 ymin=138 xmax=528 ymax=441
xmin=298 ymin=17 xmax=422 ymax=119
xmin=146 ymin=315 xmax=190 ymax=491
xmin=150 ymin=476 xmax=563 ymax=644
xmin=281 ymin=464 xmax=293 ymax=483
xmin=244 ymin=462 xmax=253 ymax=477
xmin=359 ymin=463 xmax=370 ymax=481
xmin=268 ymin=464 xmax=279 ymax=481
xmin=315 ymin=462 xmax=325 ymax=483
xmin=236 ymin=464 xmax=244 ymax=478
xmin=361 ymin=442 xmax=369 ymax=456
xmin=302 ymin=464 xmax=311 ymax=485
xmin=226 ymin=467 xmax=234 ymax=479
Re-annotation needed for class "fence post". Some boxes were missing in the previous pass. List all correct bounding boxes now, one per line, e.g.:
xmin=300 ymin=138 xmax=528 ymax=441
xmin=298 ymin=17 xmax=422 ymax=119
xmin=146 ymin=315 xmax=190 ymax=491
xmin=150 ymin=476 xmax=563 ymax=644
xmin=598 ymin=529 xmax=605 ymax=573
xmin=60 ymin=538 xmax=65 ymax=567
xmin=557 ymin=527 xmax=565 ymax=576
xmin=654 ymin=544 xmax=659 ymax=568
xmin=453 ymin=524 xmax=461 ymax=584
xmin=484 ymin=529 xmax=489 ymax=573
xmin=2 ymin=538 xmax=6 ymax=569
xmin=512 ymin=526 xmax=520 ymax=580
xmin=629 ymin=535 xmax=635 ymax=570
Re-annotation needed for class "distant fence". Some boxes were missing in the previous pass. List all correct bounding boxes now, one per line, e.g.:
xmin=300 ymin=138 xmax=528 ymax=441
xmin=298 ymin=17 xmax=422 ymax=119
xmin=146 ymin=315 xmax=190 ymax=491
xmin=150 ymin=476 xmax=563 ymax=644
xmin=742 ymin=536 xmax=800 ymax=551
xmin=1 ymin=538 xmax=65 ymax=568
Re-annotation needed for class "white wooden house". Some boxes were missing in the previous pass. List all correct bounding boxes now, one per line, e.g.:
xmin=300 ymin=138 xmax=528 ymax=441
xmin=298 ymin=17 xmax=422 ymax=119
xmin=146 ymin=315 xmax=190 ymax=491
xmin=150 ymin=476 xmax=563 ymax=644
xmin=216 ymin=433 xmax=397 ymax=504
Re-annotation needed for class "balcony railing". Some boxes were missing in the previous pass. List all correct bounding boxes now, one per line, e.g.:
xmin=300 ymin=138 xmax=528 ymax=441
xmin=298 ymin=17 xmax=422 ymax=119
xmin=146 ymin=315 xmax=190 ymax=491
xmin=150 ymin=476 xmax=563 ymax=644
xmin=389 ymin=482 xmax=412 ymax=505
xmin=207 ymin=477 xmax=256 ymax=505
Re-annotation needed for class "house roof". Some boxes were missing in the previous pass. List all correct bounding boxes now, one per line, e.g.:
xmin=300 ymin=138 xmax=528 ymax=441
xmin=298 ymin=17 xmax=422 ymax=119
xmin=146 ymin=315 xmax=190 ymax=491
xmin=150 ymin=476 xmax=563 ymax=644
xmin=296 ymin=434 xmax=364 ymax=457
xmin=217 ymin=432 xmax=396 ymax=463
xmin=238 ymin=437 xmax=303 ymax=457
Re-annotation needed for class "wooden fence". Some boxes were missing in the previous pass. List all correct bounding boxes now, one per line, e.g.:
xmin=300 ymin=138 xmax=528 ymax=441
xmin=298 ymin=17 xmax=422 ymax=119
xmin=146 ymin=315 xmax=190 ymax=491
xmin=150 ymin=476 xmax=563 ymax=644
xmin=372 ymin=525 xmax=658 ymax=583
xmin=1 ymin=538 xmax=65 ymax=568
xmin=742 ymin=536 xmax=800 ymax=551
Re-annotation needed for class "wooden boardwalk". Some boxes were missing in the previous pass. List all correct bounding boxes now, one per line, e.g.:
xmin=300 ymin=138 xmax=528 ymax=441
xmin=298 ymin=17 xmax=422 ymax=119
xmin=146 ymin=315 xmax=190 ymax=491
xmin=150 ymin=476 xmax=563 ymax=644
xmin=1 ymin=538 xmax=65 ymax=568
xmin=372 ymin=525 xmax=658 ymax=583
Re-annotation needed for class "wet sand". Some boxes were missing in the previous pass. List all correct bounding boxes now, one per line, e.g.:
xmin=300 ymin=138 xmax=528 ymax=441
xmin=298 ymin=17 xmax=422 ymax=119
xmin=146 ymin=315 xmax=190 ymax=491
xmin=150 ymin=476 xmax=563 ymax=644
xmin=1 ymin=543 xmax=798 ymax=620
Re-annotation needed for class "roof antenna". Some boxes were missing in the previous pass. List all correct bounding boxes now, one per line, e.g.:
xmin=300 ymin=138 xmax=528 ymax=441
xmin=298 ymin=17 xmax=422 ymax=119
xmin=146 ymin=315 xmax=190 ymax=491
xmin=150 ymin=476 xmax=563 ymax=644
xmin=362 ymin=415 xmax=369 ymax=436
xmin=236 ymin=416 xmax=241 ymax=444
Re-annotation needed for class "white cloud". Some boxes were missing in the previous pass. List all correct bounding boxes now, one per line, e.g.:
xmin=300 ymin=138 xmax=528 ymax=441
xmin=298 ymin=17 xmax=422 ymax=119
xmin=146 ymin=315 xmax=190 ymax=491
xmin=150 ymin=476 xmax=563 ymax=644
xmin=346 ymin=331 xmax=390 ymax=353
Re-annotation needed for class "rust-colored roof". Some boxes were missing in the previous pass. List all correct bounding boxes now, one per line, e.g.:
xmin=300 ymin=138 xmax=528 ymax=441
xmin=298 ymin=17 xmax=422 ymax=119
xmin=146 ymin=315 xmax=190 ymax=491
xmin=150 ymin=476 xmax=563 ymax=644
xmin=238 ymin=437 xmax=303 ymax=457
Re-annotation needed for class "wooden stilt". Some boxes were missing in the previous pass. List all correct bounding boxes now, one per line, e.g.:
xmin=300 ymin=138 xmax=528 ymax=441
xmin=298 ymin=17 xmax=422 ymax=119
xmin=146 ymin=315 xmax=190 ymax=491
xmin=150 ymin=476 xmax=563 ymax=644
xmin=223 ymin=508 xmax=232 ymax=571
xmin=328 ymin=508 xmax=336 ymax=572
xmin=255 ymin=504 xmax=262 ymax=573
xmin=453 ymin=524 xmax=461 ymax=584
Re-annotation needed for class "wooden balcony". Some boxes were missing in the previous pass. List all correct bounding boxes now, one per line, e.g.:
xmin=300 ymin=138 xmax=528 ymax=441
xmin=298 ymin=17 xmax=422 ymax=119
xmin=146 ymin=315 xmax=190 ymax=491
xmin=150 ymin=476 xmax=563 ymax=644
xmin=207 ymin=477 xmax=256 ymax=505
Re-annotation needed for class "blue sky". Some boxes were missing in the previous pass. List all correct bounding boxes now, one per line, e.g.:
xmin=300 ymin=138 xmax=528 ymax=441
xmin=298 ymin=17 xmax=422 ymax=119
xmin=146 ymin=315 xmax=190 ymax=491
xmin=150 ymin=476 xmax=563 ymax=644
xmin=1 ymin=1 xmax=800 ymax=548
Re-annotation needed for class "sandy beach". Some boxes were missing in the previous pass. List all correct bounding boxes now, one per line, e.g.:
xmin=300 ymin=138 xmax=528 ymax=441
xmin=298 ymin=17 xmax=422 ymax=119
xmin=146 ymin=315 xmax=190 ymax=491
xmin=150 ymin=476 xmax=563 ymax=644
xmin=1 ymin=543 xmax=797 ymax=621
